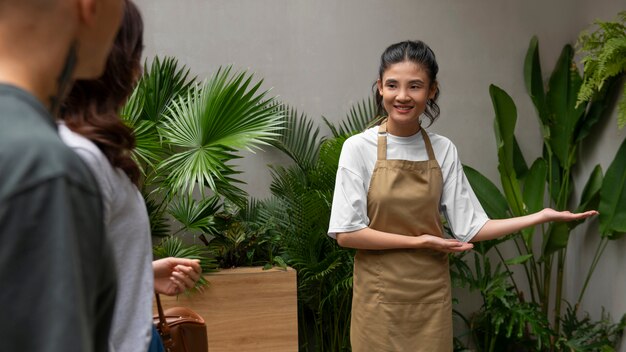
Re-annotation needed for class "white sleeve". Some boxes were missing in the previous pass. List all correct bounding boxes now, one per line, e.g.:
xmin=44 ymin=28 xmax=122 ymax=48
xmin=440 ymin=144 xmax=489 ymax=242
xmin=327 ymin=141 xmax=369 ymax=239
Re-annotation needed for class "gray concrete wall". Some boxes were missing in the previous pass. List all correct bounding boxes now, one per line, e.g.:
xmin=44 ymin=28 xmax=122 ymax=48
xmin=134 ymin=0 xmax=625 ymax=349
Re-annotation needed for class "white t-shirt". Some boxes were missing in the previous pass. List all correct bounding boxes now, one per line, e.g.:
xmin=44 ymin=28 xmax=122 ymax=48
xmin=59 ymin=123 xmax=153 ymax=352
xmin=328 ymin=126 xmax=489 ymax=243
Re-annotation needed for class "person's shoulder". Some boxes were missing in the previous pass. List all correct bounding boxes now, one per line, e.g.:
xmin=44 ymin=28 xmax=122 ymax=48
xmin=343 ymin=126 xmax=378 ymax=149
xmin=0 ymin=118 xmax=99 ymax=200
xmin=58 ymin=123 xmax=112 ymax=173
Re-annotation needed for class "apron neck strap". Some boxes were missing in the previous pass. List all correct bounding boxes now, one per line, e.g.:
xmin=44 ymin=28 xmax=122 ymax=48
xmin=377 ymin=123 xmax=388 ymax=160
xmin=421 ymin=128 xmax=436 ymax=161
xmin=377 ymin=122 xmax=436 ymax=161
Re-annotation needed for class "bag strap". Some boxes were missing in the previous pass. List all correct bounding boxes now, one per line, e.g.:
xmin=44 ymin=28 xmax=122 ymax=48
xmin=155 ymin=292 xmax=175 ymax=351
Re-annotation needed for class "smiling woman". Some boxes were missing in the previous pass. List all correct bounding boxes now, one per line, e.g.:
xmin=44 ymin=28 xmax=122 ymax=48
xmin=328 ymin=39 xmax=598 ymax=352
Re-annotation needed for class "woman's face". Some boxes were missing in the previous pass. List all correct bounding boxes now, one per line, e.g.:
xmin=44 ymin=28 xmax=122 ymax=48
xmin=377 ymin=60 xmax=437 ymax=136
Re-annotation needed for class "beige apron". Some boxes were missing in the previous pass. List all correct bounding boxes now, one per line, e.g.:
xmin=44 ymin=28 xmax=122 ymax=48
xmin=350 ymin=123 xmax=452 ymax=352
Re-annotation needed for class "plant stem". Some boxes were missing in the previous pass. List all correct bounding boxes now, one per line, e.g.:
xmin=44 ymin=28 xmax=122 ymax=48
xmin=498 ymin=241 xmax=524 ymax=297
xmin=553 ymin=249 xmax=566 ymax=336
xmin=576 ymin=236 xmax=609 ymax=305
xmin=542 ymin=255 xmax=552 ymax=315
xmin=517 ymin=235 xmax=542 ymax=304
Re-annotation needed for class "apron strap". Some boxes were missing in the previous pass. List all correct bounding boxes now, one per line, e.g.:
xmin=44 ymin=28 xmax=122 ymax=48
xmin=421 ymin=128 xmax=436 ymax=161
xmin=377 ymin=123 xmax=387 ymax=160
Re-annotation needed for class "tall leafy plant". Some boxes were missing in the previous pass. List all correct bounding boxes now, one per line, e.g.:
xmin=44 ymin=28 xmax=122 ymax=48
xmin=121 ymin=57 xmax=283 ymax=255
xmin=453 ymin=36 xmax=626 ymax=350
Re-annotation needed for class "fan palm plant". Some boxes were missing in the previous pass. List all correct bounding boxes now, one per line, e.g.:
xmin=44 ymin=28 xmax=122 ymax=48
xmin=121 ymin=57 xmax=284 ymax=263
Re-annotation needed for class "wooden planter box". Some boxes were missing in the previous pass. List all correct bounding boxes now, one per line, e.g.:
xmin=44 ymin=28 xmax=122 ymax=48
xmin=154 ymin=266 xmax=298 ymax=352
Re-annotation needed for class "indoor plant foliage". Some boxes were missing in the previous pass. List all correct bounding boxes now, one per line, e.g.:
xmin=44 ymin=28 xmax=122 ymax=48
xmin=452 ymin=36 xmax=626 ymax=351
xmin=263 ymin=100 xmax=376 ymax=351
xmin=203 ymin=198 xmax=287 ymax=269
xmin=576 ymin=11 xmax=626 ymax=129
xmin=121 ymin=56 xmax=284 ymax=261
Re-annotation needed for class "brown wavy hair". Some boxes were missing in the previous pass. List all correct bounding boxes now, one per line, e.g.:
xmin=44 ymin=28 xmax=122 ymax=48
xmin=60 ymin=0 xmax=143 ymax=185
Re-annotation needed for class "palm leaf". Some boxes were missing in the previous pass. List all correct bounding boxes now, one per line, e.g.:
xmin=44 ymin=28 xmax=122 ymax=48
xmin=271 ymin=104 xmax=323 ymax=170
xmin=168 ymin=195 xmax=221 ymax=235
xmin=324 ymin=96 xmax=379 ymax=137
xmin=157 ymin=67 xmax=283 ymax=198
xmin=135 ymin=56 xmax=196 ymax=123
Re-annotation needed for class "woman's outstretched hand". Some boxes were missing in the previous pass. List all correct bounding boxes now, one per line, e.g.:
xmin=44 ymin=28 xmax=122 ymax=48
xmin=153 ymin=257 xmax=202 ymax=296
xmin=418 ymin=234 xmax=474 ymax=253
xmin=539 ymin=208 xmax=599 ymax=222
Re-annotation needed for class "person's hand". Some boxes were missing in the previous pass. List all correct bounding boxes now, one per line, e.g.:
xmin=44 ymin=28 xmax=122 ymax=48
xmin=153 ymin=257 xmax=202 ymax=296
xmin=417 ymin=234 xmax=474 ymax=253
xmin=540 ymin=208 xmax=599 ymax=222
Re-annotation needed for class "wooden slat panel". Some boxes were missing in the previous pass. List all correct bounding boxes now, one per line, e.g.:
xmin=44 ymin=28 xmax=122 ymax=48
xmin=154 ymin=267 xmax=298 ymax=352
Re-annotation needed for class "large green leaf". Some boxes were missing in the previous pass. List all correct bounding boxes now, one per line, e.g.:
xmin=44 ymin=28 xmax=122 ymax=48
xmin=522 ymin=158 xmax=547 ymax=243
xmin=545 ymin=45 xmax=586 ymax=169
xmin=490 ymin=84 xmax=524 ymax=216
xmin=158 ymin=67 xmax=283 ymax=197
xmin=121 ymin=57 xmax=196 ymax=178
xmin=168 ymin=195 xmax=220 ymax=235
xmin=543 ymin=222 xmax=570 ymax=256
xmin=135 ymin=57 xmax=195 ymax=123
xmin=569 ymin=165 xmax=603 ymax=231
xmin=463 ymin=165 xmax=509 ymax=219
xmin=599 ymin=137 xmax=626 ymax=237
xmin=576 ymin=165 xmax=603 ymax=214
xmin=513 ymin=136 xmax=529 ymax=180
xmin=524 ymin=36 xmax=549 ymax=129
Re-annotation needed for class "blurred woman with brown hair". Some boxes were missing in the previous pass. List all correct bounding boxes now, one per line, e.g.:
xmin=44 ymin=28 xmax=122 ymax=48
xmin=59 ymin=1 xmax=201 ymax=351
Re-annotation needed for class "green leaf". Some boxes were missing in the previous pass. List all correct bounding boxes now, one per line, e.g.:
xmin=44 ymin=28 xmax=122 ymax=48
xmin=158 ymin=67 xmax=284 ymax=198
xmin=599 ymin=137 xmax=626 ymax=237
xmin=576 ymin=165 xmax=603 ymax=213
xmin=491 ymin=84 xmax=517 ymax=172
xmin=463 ymin=165 xmax=509 ymax=219
xmin=546 ymin=44 xmax=586 ymax=169
xmin=513 ymin=136 xmax=529 ymax=180
xmin=136 ymin=57 xmax=196 ymax=123
xmin=271 ymin=104 xmax=324 ymax=171
xmin=505 ymin=254 xmax=534 ymax=265
xmin=323 ymin=96 xmax=379 ymax=137
xmin=522 ymin=158 xmax=547 ymax=243
xmin=575 ymin=76 xmax=620 ymax=143
xmin=543 ymin=222 xmax=570 ymax=256
xmin=524 ymin=36 xmax=549 ymax=129
xmin=168 ymin=195 xmax=220 ymax=235
xmin=490 ymin=84 xmax=525 ymax=216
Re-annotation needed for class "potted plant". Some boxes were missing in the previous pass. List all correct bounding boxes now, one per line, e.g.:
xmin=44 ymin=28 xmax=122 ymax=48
xmin=122 ymin=57 xmax=299 ymax=352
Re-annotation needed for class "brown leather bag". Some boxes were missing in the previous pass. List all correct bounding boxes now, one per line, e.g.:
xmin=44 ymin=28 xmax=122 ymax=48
xmin=154 ymin=293 xmax=209 ymax=352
